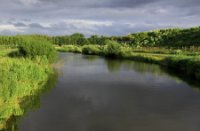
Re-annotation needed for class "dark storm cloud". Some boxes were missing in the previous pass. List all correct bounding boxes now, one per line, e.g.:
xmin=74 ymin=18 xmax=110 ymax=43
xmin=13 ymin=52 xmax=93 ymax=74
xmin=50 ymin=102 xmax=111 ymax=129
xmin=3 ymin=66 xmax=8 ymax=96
xmin=0 ymin=0 xmax=200 ymax=35
xmin=29 ymin=23 xmax=46 ymax=29
xmin=168 ymin=0 xmax=200 ymax=7
xmin=103 ymin=0 xmax=159 ymax=8
xmin=37 ymin=0 xmax=159 ymax=8
xmin=14 ymin=22 xmax=27 ymax=27
xmin=37 ymin=0 xmax=200 ymax=8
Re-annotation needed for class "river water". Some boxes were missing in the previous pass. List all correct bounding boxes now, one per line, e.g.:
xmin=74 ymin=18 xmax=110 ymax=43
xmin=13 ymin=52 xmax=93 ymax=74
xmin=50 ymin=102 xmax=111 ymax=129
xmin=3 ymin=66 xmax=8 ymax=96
xmin=19 ymin=53 xmax=200 ymax=131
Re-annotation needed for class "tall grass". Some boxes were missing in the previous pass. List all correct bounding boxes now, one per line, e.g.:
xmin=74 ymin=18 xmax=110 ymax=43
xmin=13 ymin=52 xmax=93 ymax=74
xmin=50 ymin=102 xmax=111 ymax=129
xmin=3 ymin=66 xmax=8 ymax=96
xmin=18 ymin=38 xmax=57 ymax=63
xmin=161 ymin=56 xmax=200 ymax=80
xmin=132 ymin=46 xmax=200 ymax=55
xmin=0 ymin=38 xmax=57 ymax=130
xmin=0 ymin=57 xmax=55 ymax=130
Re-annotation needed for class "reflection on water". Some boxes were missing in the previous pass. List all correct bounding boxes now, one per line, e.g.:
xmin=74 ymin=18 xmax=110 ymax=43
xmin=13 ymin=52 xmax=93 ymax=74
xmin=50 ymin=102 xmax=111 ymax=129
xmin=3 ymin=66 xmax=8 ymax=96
xmin=0 ymin=72 xmax=57 ymax=131
xmin=19 ymin=53 xmax=200 ymax=131
xmin=104 ymin=57 xmax=200 ymax=89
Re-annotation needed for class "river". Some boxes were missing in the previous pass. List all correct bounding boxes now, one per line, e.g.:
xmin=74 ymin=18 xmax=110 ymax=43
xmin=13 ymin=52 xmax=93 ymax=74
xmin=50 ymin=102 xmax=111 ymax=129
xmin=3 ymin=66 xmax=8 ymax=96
xmin=19 ymin=53 xmax=200 ymax=131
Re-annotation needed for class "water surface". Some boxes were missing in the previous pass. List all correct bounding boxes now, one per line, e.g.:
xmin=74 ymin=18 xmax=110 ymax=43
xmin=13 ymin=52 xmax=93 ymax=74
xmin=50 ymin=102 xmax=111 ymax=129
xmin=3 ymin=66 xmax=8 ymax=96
xmin=20 ymin=53 xmax=200 ymax=131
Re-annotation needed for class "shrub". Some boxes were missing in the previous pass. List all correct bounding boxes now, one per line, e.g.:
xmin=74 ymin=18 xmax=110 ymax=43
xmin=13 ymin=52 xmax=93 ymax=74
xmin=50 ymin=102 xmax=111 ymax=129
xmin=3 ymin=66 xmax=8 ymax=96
xmin=104 ymin=40 xmax=122 ymax=57
xmin=82 ymin=45 xmax=100 ymax=55
xmin=173 ymin=49 xmax=182 ymax=54
xmin=62 ymin=45 xmax=82 ymax=53
xmin=19 ymin=38 xmax=57 ymax=63
xmin=162 ymin=56 xmax=200 ymax=80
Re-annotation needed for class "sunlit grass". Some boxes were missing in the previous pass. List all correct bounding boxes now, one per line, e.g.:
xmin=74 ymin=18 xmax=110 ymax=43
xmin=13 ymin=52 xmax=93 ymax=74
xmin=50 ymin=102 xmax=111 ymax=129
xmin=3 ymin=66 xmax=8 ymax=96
xmin=0 ymin=40 xmax=56 ymax=130
xmin=132 ymin=46 xmax=200 ymax=56
xmin=0 ymin=46 xmax=17 ymax=57
xmin=0 ymin=56 xmax=54 ymax=130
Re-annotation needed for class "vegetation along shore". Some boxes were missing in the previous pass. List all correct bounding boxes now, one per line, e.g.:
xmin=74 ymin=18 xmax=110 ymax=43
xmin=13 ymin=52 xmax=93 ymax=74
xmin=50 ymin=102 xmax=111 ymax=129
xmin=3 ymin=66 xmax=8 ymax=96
xmin=55 ymin=27 xmax=200 ymax=81
xmin=0 ymin=37 xmax=57 ymax=130
xmin=0 ymin=26 xmax=200 ymax=130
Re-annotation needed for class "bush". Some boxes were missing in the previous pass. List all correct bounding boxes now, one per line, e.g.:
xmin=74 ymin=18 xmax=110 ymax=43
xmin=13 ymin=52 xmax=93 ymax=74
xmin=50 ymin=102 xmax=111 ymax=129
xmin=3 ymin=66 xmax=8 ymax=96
xmin=104 ymin=40 xmax=122 ymax=57
xmin=61 ymin=45 xmax=82 ymax=53
xmin=82 ymin=45 xmax=100 ymax=55
xmin=19 ymin=38 xmax=57 ymax=63
xmin=162 ymin=56 xmax=200 ymax=80
xmin=173 ymin=49 xmax=182 ymax=54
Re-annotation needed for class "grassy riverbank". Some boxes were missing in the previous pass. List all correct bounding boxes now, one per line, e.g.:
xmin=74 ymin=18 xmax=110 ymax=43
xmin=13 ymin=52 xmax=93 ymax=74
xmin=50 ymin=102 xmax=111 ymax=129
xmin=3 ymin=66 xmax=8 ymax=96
xmin=0 ymin=26 xmax=200 ymax=130
xmin=53 ymin=27 xmax=200 ymax=80
xmin=0 ymin=38 xmax=57 ymax=130
xmin=55 ymin=42 xmax=200 ymax=81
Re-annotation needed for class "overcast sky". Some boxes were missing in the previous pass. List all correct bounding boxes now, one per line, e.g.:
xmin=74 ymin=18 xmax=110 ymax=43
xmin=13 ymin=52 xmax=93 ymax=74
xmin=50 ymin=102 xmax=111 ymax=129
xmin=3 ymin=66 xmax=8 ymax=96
xmin=0 ymin=0 xmax=200 ymax=36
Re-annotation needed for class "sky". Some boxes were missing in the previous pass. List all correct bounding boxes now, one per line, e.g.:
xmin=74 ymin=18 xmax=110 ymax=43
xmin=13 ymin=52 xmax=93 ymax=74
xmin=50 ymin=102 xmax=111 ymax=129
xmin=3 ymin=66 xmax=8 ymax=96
xmin=0 ymin=0 xmax=200 ymax=36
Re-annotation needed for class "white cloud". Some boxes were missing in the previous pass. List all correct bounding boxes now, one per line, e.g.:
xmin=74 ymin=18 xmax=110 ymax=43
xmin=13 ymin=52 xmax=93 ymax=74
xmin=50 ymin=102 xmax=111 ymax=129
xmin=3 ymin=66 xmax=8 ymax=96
xmin=64 ymin=19 xmax=113 ymax=29
xmin=0 ymin=25 xmax=26 ymax=32
xmin=18 ymin=0 xmax=39 ymax=5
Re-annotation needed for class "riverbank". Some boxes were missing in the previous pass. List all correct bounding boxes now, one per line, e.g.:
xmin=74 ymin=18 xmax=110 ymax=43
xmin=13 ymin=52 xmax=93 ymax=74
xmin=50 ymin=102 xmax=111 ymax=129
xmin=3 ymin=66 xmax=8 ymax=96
xmin=19 ymin=52 xmax=200 ymax=131
xmin=0 ymin=44 xmax=57 ymax=130
xmin=56 ymin=44 xmax=200 ymax=81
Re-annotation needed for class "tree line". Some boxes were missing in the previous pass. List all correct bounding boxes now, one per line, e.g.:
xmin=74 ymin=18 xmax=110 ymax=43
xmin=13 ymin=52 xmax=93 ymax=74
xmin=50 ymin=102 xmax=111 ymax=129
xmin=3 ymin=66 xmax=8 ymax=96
xmin=0 ymin=26 xmax=200 ymax=47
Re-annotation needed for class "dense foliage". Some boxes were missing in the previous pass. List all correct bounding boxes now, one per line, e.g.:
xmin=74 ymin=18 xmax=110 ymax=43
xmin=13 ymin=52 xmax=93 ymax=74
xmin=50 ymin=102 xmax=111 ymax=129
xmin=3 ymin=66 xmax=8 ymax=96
xmin=0 ymin=35 xmax=50 ymax=47
xmin=0 ymin=26 xmax=200 ymax=48
xmin=50 ymin=26 xmax=200 ymax=47
xmin=51 ymin=34 xmax=107 ymax=46
xmin=111 ymin=27 xmax=200 ymax=47
xmin=0 ymin=37 xmax=57 ymax=130
xmin=19 ymin=38 xmax=57 ymax=63
xmin=0 ymin=35 xmax=57 ymax=63
xmin=162 ymin=56 xmax=200 ymax=80
xmin=0 ymin=47 xmax=56 ymax=130
xmin=103 ymin=40 xmax=122 ymax=57
xmin=82 ymin=45 xmax=100 ymax=55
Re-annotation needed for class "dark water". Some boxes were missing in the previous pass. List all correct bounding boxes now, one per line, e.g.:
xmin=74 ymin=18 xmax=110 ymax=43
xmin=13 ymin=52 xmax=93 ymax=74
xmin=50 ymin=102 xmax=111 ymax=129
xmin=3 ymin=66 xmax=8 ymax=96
xmin=19 ymin=53 xmax=200 ymax=131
